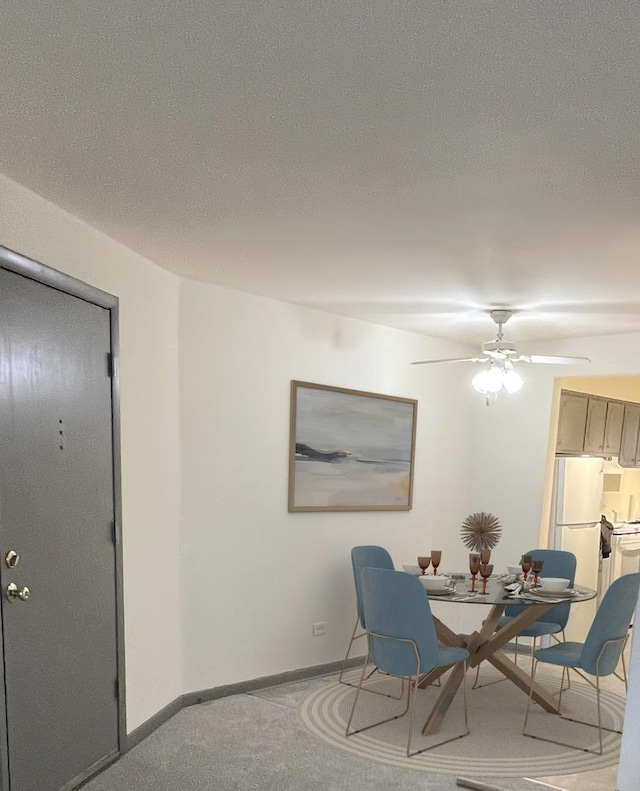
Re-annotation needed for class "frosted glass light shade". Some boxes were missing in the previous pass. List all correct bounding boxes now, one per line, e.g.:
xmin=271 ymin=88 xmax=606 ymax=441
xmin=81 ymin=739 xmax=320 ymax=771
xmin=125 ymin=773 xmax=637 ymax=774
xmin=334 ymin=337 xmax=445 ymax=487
xmin=472 ymin=364 xmax=524 ymax=396
xmin=502 ymin=368 xmax=524 ymax=393
xmin=472 ymin=366 xmax=503 ymax=394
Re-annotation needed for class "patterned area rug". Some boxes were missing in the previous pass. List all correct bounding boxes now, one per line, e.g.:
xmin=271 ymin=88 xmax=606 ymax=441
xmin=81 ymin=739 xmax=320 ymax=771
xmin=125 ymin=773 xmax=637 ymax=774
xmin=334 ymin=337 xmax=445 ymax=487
xmin=298 ymin=668 xmax=625 ymax=777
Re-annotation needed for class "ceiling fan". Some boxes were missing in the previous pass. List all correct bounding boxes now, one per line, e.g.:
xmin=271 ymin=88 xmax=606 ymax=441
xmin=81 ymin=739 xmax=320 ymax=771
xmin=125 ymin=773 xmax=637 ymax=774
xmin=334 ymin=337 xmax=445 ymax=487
xmin=411 ymin=309 xmax=591 ymax=396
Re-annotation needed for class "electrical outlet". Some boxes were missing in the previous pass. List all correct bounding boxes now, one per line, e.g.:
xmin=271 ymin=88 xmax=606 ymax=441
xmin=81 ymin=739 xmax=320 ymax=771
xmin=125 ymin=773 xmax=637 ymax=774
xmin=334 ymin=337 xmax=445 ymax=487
xmin=312 ymin=621 xmax=327 ymax=637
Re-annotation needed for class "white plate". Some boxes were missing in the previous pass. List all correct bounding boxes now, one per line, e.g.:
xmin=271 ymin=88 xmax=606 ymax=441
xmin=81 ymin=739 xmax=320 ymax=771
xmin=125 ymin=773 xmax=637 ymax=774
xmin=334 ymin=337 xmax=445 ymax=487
xmin=426 ymin=587 xmax=456 ymax=596
xmin=531 ymin=588 xmax=576 ymax=598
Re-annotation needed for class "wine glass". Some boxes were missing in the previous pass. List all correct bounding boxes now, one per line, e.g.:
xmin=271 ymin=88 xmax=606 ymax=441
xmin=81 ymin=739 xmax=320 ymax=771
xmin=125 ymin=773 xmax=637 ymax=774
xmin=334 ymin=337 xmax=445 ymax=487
xmin=431 ymin=550 xmax=442 ymax=575
xmin=479 ymin=563 xmax=493 ymax=594
xmin=480 ymin=549 xmax=492 ymax=565
xmin=532 ymin=558 xmax=544 ymax=588
xmin=417 ymin=556 xmax=431 ymax=576
xmin=521 ymin=554 xmax=532 ymax=583
xmin=469 ymin=553 xmax=480 ymax=591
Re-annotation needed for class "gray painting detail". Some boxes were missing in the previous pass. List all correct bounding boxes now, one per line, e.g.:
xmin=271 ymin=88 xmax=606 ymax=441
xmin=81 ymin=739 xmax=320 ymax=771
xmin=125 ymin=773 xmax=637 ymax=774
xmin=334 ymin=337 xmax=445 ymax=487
xmin=293 ymin=387 xmax=415 ymax=508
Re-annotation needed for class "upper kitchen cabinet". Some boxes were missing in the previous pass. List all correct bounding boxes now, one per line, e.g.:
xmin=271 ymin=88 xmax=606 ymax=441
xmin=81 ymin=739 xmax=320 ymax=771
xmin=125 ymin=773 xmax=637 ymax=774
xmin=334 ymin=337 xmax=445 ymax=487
xmin=583 ymin=397 xmax=608 ymax=454
xmin=556 ymin=391 xmax=589 ymax=454
xmin=603 ymin=400 xmax=625 ymax=456
xmin=619 ymin=403 xmax=640 ymax=467
xmin=556 ymin=390 xmax=625 ymax=456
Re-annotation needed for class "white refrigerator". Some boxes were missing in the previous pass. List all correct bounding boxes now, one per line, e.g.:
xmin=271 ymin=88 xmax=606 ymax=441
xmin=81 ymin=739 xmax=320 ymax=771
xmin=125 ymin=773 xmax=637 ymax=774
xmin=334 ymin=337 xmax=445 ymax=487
xmin=550 ymin=457 xmax=603 ymax=642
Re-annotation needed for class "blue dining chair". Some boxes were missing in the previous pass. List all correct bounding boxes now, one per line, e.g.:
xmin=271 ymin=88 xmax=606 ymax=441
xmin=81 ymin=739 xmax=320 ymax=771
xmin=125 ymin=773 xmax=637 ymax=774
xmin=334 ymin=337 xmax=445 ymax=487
xmin=339 ymin=545 xmax=399 ymax=696
xmin=345 ymin=567 xmax=470 ymax=756
xmin=474 ymin=549 xmax=577 ymax=688
xmin=522 ymin=572 xmax=640 ymax=755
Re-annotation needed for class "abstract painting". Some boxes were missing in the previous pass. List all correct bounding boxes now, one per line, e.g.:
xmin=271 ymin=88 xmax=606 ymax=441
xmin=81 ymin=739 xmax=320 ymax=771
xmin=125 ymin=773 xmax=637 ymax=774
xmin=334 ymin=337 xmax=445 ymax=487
xmin=288 ymin=381 xmax=417 ymax=512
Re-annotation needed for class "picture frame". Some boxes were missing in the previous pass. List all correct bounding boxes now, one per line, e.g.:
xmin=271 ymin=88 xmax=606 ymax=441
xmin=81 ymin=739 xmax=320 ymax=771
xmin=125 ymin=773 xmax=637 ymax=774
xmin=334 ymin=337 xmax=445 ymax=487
xmin=288 ymin=381 xmax=418 ymax=512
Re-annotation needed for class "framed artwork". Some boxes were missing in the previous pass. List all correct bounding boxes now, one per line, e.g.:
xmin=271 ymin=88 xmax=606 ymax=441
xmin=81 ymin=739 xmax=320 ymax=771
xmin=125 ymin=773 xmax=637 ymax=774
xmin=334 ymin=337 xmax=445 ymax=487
xmin=288 ymin=381 xmax=418 ymax=512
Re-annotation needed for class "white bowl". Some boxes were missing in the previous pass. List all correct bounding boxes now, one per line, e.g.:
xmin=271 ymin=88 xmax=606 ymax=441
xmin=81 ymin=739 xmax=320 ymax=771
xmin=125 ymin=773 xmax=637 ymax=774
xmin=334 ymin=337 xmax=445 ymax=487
xmin=402 ymin=564 xmax=422 ymax=576
xmin=538 ymin=577 xmax=570 ymax=593
xmin=419 ymin=575 xmax=449 ymax=591
xmin=507 ymin=565 xmax=522 ymax=577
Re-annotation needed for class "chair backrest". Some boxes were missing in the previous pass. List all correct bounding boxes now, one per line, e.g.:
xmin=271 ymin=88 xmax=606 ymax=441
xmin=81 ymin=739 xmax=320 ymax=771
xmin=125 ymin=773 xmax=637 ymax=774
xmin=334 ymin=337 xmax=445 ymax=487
xmin=360 ymin=567 xmax=440 ymax=677
xmin=505 ymin=549 xmax=577 ymax=628
xmin=581 ymin=572 xmax=640 ymax=676
xmin=351 ymin=545 xmax=394 ymax=629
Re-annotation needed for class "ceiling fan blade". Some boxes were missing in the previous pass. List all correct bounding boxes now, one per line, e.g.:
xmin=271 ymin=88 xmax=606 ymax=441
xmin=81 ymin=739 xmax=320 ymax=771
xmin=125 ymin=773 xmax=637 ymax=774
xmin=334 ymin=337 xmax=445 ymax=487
xmin=411 ymin=357 xmax=487 ymax=366
xmin=518 ymin=354 xmax=592 ymax=365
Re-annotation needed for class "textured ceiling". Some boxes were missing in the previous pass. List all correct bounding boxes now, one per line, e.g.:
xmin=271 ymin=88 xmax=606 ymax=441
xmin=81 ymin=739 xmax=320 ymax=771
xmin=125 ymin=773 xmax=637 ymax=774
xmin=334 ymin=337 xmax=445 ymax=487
xmin=2 ymin=1 xmax=640 ymax=349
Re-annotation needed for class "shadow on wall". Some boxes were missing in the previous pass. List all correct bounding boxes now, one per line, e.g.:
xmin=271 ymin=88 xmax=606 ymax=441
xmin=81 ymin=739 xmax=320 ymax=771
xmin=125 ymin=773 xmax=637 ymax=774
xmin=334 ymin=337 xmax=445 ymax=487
xmin=288 ymin=306 xmax=373 ymax=350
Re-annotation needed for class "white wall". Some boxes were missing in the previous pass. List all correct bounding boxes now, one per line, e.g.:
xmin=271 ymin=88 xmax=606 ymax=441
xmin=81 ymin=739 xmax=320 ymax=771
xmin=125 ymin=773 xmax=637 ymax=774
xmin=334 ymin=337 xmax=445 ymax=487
xmin=0 ymin=173 xmax=183 ymax=731
xmin=467 ymin=367 xmax=558 ymax=569
xmin=178 ymin=279 xmax=477 ymax=691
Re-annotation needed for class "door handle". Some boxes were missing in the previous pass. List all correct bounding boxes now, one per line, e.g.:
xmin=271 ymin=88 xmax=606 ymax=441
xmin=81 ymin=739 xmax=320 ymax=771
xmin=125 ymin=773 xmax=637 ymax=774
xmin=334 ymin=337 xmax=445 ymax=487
xmin=6 ymin=583 xmax=30 ymax=602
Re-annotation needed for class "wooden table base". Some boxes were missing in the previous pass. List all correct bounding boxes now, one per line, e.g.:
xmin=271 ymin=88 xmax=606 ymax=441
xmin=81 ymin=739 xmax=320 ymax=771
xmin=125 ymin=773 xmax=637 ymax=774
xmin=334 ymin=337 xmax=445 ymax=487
xmin=420 ymin=601 xmax=560 ymax=735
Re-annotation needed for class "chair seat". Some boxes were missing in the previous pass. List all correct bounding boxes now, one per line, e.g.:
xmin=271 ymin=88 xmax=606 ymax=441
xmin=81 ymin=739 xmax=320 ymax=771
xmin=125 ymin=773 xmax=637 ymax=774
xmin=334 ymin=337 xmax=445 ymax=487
xmin=496 ymin=615 xmax=563 ymax=638
xmin=532 ymin=640 xmax=584 ymax=668
xmin=435 ymin=645 xmax=469 ymax=670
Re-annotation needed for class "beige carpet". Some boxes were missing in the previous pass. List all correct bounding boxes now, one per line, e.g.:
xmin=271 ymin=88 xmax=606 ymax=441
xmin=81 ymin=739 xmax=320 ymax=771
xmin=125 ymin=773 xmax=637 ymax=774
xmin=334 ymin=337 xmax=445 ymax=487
xmin=299 ymin=667 xmax=625 ymax=777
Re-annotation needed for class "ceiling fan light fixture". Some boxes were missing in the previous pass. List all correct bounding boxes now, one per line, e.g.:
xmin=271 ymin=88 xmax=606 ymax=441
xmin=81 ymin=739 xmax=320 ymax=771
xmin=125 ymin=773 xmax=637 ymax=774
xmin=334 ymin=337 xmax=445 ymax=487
xmin=472 ymin=366 xmax=503 ymax=394
xmin=472 ymin=360 xmax=524 ymax=396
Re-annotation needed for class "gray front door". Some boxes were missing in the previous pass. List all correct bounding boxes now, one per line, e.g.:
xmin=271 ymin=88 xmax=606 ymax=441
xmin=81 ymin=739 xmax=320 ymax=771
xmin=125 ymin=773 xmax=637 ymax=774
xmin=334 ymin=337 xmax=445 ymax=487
xmin=0 ymin=268 xmax=120 ymax=791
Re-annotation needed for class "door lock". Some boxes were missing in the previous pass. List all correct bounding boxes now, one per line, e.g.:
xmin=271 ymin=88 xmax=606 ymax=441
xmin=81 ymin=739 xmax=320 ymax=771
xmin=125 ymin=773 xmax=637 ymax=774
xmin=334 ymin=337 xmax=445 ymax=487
xmin=6 ymin=583 xmax=30 ymax=602
xmin=5 ymin=550 xmax=19 ymax=568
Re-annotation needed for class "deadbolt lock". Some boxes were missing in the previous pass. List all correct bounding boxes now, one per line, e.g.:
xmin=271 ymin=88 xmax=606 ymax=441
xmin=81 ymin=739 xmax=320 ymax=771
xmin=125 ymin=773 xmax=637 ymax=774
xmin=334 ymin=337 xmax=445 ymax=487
xmin=6 ymin=583 xmax=30 ymax=602
xmin=5 ymin=551 xmax=19 ymax=568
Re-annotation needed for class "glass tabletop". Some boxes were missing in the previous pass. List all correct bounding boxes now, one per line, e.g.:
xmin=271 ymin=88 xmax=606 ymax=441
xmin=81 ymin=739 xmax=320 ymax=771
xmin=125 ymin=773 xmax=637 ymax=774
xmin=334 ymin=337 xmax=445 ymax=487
xmin=422 ymin=574 xmax=597 ymax=605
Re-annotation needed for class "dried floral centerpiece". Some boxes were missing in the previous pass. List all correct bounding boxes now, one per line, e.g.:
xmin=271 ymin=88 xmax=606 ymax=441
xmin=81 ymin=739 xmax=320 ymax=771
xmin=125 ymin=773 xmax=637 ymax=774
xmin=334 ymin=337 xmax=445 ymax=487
xmin=460 ymin=511 xmax=502 ymax=552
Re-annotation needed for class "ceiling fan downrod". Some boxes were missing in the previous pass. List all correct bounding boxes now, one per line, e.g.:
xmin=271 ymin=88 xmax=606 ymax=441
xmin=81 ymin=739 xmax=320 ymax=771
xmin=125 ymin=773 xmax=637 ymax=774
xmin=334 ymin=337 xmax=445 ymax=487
xmin=489 ymin=309 xmax=513 ymax=341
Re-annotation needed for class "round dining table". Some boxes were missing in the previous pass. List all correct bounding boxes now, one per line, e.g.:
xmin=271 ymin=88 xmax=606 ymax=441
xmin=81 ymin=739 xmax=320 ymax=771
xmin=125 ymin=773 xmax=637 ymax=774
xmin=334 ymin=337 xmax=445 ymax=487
xmin=418 ymin=574 xmax=597 ymax=736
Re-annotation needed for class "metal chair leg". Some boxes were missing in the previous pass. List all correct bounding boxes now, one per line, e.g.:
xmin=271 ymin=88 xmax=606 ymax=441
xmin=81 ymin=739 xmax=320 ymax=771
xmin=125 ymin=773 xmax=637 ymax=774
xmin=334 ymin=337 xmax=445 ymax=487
xmin=554 ymin=631 xmax=570 ymax=691
xmin=338 ymin=618 xmax=361 ymax=684
xmin=406 ymin=674 xmax=420 ymax=756
xmin=345 ymin=661 xmax=411 ymax=738
xmin=523 ymin=638 xmax=625 ymax=755
xmin=410 ymin=661 xmax=470 ymax=756
xmin=462 ymin=660 xmax=470 ymax=733
xmin=596 ymin=674 xmax=603 ymax=755
xmin=522 ymin=657 xmax=537 ymax=735
xmin=558 ymin=667 xmax=566 ymax=709
xmin=474 ymin=639 xmax=517 ymax=690
xmin=529 ymin=637 xmax=536 ymax=678
xmin=346 ymin=634 xmax=469 ymax=756
xmin=472 ymin=660 xmax=507 ymax=689
xmin=555 ymin=667 xmax=622 ymax=754
xmin=339 ymin=621 xmax=405 ymax=699
xmin=613 ymin=633 xmax=630 ymax=690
